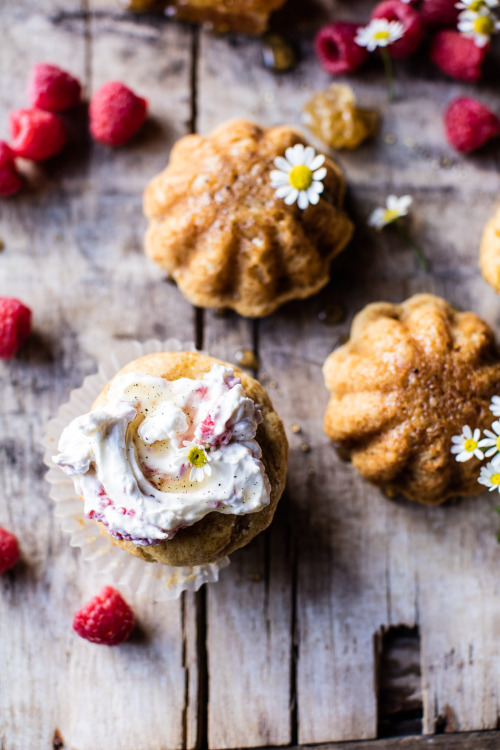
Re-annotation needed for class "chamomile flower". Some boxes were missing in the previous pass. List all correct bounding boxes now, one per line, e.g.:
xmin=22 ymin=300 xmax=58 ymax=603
xmin=270 ymin=144 xmax=327 ymax=210
xmin=456 ymin=0 xmax=499 ymax=10
xmin=458 ymin=7 xmax=500 ymax=46
xmin=355 ymin=19 xmax=405 ymax=51
xmin=478 ymin=461 xmax=500 ymax=492
xmin=478 ymin=421 xmax=500 ymax=464
xmin=368 ymin=194 xmax=413 ymax=229
xmin=490 ymin=395 xmax=500 ymax=416
xmin=451 ymin=426 xmax=484 ymax=462
xmin=368 ymin=194 xmax=427 ymax=269
xmin=174 ymin=441 xmax=212 ymax=482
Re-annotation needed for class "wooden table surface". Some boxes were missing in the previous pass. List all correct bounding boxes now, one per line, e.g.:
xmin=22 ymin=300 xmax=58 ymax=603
xmin=1 ymin=1 xmax=500 ymax=749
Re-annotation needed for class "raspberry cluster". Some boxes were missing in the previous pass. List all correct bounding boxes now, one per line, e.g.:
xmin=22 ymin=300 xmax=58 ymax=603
xmin=73 ymin=586 xmax=135 ymax=646
xmin=1 ymin=63 xmax=148 ymax=198
xmin=314 ymin=0 xmax=500 ymax=154
xmin=0 ymin=527 xmax=20 ymax=574
xmin=0 ymin=297 xmax=32 ymax=359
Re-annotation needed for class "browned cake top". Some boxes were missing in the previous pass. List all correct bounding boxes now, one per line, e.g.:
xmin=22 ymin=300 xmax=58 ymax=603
xmin=323 ymin=294 xmax=500 ymax=505
xmin=144 ymin=119 xmax=353 ymax=317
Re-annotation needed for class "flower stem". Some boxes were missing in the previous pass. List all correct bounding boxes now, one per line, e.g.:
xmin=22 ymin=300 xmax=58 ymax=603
xmin=396 ymin=221 xmax=428 ymax=271
xmin=380 ymin=48 xmax=395 ymax=102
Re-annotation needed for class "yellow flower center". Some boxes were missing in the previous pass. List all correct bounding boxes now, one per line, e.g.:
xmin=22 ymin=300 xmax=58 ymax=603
xmin=373 ymin=30 xmax=391 ymax=41
xmin=464 ymin=438 xmax=478 ymax=452
xmin=289 ymin=165 xmax=313 ymax=191
xmin=490 ymin=473 xmax=500 ymax=486
xmin=187 ymin=446 xmax=207 ymax=467
xmin=496 ymin=436 xmax=500 ymax=451
xmin=473 ymin=15 xmax=494 ymax=34
xmin=382 ymin=208 xmax=400 ymax=224
xmin=469 ymin=0 xmax=483 ymax=9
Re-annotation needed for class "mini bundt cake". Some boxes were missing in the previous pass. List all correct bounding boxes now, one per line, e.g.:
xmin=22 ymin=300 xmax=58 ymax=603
xmin=323 ymin=294 xmax=500 ymax=505
xmin=54 ymin=351 xmax=288 ymax=567
xmin=123 ymin=0 xmax=287 ymax=34
xmin=480 ymin=203 xmax=500 ymax=293
xmin=143 ymin=119 xmax=353 ymax=317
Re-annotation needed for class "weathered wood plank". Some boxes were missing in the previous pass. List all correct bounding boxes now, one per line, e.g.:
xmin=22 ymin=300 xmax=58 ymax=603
xmin=0 ymin=2 xmax=199 ymax=749
xmin=235 ymin=732 xmax=500 ymax=750
xmin=193 ymin=5 xmax=500 ymax=744
xmin=199 ymin=309 xmax=293 ymax=748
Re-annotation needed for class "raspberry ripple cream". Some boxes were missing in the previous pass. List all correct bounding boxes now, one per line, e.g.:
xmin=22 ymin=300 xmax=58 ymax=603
xmin=53 ymin=365 xmax=272 ymax=547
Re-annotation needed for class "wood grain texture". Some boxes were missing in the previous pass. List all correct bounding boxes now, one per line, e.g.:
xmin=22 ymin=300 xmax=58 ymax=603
xmin=1 ymin=0 xmax=500 ymax=748
xmin=0 ymin=2 xmax=199 ymax=749
xmin=194 ymin=4 xmax=500 ymax=746
xmin=256 ymin=733 xmax=500 ymax=750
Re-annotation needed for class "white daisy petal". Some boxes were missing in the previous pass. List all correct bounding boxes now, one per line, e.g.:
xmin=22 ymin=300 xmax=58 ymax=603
xmin=297 ymin=191 xmax=309 ymax=210
xmin=473 ymin=428 xmax=481 ymax=442
xmin=463 ymin=425 xmax=472 ymax=439
xmin=368 ymin=208 xmax=387 ymax=228
xmin=270 ymin=170 xmax=291 ymax=186
xmin=303 ymin=146 xmax=315 ymax=167
xmin=308 ymin=180 xmax=324 ymax=195
xmin=276 ymin=184 xmax=294 ymax=199
xmin=306 ymin=188 xmax=320 ymax=205
xmin=284 ymin=188 xmax=299 ymax=205
xmin=274 ymin=156 xmax=292 ymax=172
xmin=456 ymin=450 xmax=473 ymax=462
xmin=286 ymin=144 xmax=304 ymax=165
xmin=310 ymin=154 xmax=325 ymax=171
xmin=313 ymin=167 xmax=327 ymax=181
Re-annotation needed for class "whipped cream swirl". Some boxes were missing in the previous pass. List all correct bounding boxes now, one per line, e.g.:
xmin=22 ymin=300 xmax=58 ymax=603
xmin=53 ymin=365 xmax=271 ymax=546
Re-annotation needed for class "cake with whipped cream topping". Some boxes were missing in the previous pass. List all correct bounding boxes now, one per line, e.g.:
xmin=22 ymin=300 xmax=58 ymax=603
xmin=53 ymin=351 xmax=287 ymax=566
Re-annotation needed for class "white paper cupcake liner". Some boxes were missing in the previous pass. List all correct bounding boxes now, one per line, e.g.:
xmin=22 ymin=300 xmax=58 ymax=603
xmin=42 ymin=338 xmax=230 ymax=601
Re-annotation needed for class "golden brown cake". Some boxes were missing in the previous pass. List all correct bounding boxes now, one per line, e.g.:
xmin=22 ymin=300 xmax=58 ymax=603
xmin=143 ymin=119 xmax=353 ymax=317
xmin=122 ymin=0 xmax=287 ymax=34
xmin=54 ymin=351 xmax=288 ymax=567
xmin=480 ymin=203 xmax=500 ymax=293
xmin=323 ymin=294 xmax=500 ymax=505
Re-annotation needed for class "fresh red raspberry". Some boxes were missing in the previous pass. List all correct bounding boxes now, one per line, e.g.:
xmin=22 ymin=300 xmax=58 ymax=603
xmin=0 ymin=142 xmax=22 ymax=197
xmin=371 ymin=0 xmax=425 ymax=58
xmin=314 ymin=22 xmax=369 ymax=75
xmin=0 ymin=527 xmax=20 ymax=574
xmin=0 ymin=298 xmax=32 ymax=359
xmin=73 ymin=586 xmax=135 ymax=646
xmin=28 ymin=63 xmax=82 ymax=112
xmin=444 ymin=97 xmax=500 ymax=153
xmin=420 ymin=0 xmax=459 ymax=27
xmin=431 ymin=31 xmax=487 ymax=82
xmin=10 ymin=108 xmax=67 ymax=161
xmin=89 ymin=82 xmax=148 ymax=147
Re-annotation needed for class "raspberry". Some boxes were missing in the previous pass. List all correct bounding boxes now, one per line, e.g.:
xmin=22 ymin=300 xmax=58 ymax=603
xmin=73 ymin=586 xmax=135 ymax=646
xmin=0 ymin=142 xmax=22 ymax=197
xmin=0 ymin=527 xmax=20 ymax=574
xmin=89 ymin=82 xmax=148 ymax=147
xmin=371 ymin=0 xmax=425 ymax=58
xmin=10 ymin=108 xmax=67 ymax=161
xmin=0 ymin=297 xmax=32 ymax=359
xmin=420 ymin=0 xmax=459 ymax=27
xmin=444 ymin=97 xmax=500 ymax=153
xmin=431 ymin=30 xmax=487 ymax=81
xmin=314 ymin=22 xmax=369 ymax=75
xmin=28 ymin=63 xmax=82 ymax=112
